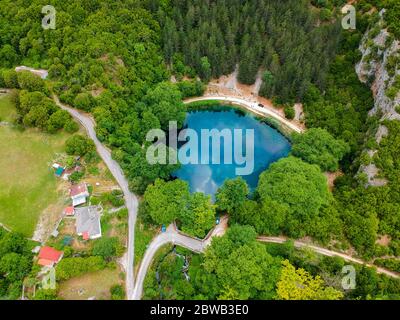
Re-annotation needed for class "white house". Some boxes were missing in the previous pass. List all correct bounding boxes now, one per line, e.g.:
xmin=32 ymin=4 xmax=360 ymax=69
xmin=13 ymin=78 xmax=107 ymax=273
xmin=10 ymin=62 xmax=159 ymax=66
xmin=70 ymin=183 xmax=89 ymax=207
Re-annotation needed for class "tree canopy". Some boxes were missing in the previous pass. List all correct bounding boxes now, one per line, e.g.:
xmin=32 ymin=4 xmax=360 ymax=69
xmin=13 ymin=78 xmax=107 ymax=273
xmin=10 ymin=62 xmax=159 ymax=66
xmin=257 ymin=157 xmax=332 ymax=238
xmin=276 ymin=260 xmax=343 ymax=300
xmin=291 ymin=128 xmax=350 ymax=172
xmin=215 ymin=177 xmax=250 ymax=215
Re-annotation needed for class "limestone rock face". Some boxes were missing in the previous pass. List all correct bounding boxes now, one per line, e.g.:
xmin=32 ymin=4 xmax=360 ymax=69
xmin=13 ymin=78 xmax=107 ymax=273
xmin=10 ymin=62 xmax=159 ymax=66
xmin=355 ymin=9 xmax=400 ymax=186
xmin=356 ymin=10 xmax=400 ymax=120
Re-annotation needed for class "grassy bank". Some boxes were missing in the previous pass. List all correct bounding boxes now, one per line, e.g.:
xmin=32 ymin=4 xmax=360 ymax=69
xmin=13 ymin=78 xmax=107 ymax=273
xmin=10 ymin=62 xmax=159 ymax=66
xmin=0 ymin=94 xmax=16 ymax=122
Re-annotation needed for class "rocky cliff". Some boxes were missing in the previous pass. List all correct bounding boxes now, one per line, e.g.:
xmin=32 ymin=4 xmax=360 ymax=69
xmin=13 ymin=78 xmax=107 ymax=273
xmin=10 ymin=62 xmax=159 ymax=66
xmin=356 ymin=9 xmax=400 ymax=186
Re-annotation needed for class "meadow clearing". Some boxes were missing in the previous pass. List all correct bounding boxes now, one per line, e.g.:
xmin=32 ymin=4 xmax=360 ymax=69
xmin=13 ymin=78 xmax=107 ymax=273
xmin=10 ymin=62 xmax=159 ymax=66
xmin=0 ymin=93 xmax=69 ymax=236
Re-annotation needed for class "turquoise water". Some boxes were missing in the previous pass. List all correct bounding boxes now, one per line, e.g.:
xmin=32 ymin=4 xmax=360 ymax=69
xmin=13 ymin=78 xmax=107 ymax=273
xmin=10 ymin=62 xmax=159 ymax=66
xmin=173 ymin=108 xmax=291 ymax=198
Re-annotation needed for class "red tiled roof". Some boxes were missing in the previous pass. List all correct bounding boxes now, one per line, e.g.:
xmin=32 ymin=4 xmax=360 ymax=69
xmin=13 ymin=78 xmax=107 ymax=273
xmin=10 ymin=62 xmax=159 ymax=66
xmin=38 ymin=246 xmax=63 ymax=263
xmin=65 ymin=206 xmax=75 ymax=216
xmin=38 ymin=258 xmax=54 ymax=267
xmin=70 ymin=183 xmax=88 ymax=197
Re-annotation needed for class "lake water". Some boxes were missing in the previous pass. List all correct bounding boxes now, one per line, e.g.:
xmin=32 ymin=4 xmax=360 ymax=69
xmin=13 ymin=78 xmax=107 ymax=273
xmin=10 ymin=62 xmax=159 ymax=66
xmin=173 ymin=108 xmax=291 ymax=198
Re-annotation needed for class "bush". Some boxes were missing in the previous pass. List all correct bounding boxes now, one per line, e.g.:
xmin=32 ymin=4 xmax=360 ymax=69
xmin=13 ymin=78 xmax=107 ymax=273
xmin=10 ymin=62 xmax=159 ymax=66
xmin=74 ymin=92 xmax=93 ymax=111
xmin=92 ymin=237 xmax=123 ymax=259
xmin=56 ymin=256 xmax=106 ymax=280
xmin=99 ymin=191 xmax=124 ymax=208
xmin=64 ymin=120 xmax=79 ymax=133
xmin=69 ymin=170 xmax=85 ymax=183
xmin=33 ymin=289 xmax=58 ymax=300
xmin=2 ymin=69 xmax=19 ymax=88
xmin=110 ymin=284 xmax=125 ymax=300
xmin=65 ymin=135 xmax=95 ymax=156
xmin=284 ymin=104 xmax=295 ymax=120
xmin=176 ymin=80 xmax=205 ymax=99
xmin=17 ymin=71 xmax=46 ymax=92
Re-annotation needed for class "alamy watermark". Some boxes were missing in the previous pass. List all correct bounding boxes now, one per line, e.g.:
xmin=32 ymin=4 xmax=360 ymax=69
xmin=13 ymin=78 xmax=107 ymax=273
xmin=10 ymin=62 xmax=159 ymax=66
xmin=146 ymin=121 xmax=255 ymax=176
xmin=42 ymin=5 xmax=56 ymax=30
xmin=341 ymin=265 xmax=356 ymax=290
xmin=342 ymin=4 xmax=356 ymax=30
xmin=41 ymin=267 xmax=56 ymax=290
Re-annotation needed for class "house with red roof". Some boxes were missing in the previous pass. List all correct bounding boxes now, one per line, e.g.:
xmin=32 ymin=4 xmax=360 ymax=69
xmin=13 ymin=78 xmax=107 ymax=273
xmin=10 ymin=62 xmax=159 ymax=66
xmin=37 ymin=246 xmax=63 ymax=267
xmin=70 ymin=183 xmax=89 ymax=207
xmin=64 ymin=206 xmax=75 ymax=216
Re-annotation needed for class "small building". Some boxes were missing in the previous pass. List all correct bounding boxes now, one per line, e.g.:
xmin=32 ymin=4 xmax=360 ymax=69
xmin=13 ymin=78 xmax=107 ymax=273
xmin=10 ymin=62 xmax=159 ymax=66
xmin=52 ymin=163 xmax=65 ymax=177
xmin=75 ymin=206 xmax=102 ymax=240
xmin=52 ymin=163 xmax=61 ymax=169
xmin=64 ymin=206 xmax=75 ymax=216
xmin=15 ymin=66 xmax=48 ymax=79
xmin=37 ymin=246 xmax=63 ymax=267
xmin=55 ymin=166 xmax=65 ymax=177
xmin=70 ymin=183 xmax=89 ymax=207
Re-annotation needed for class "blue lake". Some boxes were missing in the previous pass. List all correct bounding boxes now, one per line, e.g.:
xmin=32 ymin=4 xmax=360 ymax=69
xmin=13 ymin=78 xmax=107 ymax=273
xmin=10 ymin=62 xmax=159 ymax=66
xmin=173 ymin=108 xmax=291 ymax=198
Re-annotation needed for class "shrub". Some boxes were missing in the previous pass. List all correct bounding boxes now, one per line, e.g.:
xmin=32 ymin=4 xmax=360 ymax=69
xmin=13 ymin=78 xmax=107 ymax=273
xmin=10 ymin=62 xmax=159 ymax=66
xmin=284 ymin=104 xmax=295 ymax=120
xmin=17 ymin=71 xmax=46 ymax=92
xmin=56 ymin=256 xmax=106 ymax=280
xmin=64 ymin=120 xmax=79 ymax=133
xmin=65 ymin=135 xmax=95 ymax=156
xmin=110 ymin=284 xmax=125 ymax=300
xmin=73 ymin=92 xmax=93 ymax=111
xmin=92 ymin=237 xmax=123 ymax=259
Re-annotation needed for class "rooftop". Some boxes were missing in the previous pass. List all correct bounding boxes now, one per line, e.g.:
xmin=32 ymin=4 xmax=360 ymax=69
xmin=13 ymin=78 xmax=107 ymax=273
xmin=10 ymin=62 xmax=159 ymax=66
xmin=70 ymin=183 xmax=89 ymax=197
xmin=75 ymin=206 xmax=102 ymax=239
xmin=38 ymin=246 xmax=63 ymax=266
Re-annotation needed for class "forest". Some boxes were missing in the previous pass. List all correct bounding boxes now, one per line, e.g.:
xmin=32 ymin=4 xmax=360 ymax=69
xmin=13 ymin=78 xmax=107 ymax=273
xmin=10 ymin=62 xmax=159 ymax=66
xmin=155 ymin=0 xmax=343 ymax=103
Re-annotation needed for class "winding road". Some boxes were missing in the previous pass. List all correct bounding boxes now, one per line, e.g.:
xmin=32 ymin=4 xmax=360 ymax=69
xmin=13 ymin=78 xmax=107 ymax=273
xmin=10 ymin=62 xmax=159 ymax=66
xmin=132 ymin=216 xmax=229 ymax=300
xmin=53 ymin=96 xmax=138 ymax=300
xmin=53 ymin=94 xmax=398 ymax=301
xmin=257 ymin=236 xmax=400 ymax=279
xmin=131 ymin=222 xmax=399 ymax=300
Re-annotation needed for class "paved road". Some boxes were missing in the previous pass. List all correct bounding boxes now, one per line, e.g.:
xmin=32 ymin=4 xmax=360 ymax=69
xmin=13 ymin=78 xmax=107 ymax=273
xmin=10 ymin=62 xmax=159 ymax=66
xmin=132 ymin=221 xmax=398 ymax=300
xmin=184 ymin=96 xmax=304 ymax=133
xmin=257 ymin=236 xmax=400 ymax=279
xmin=53 ymin=96 xmax=138 ymax=300
xmin=132 ymin=216 xmax=229 ymax=300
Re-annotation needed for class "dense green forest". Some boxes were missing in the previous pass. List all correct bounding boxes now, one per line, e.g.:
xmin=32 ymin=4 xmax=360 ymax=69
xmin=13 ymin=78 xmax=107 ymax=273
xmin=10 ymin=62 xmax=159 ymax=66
xmin=155 ymin=0 xmax=342 ymax=102
xmin=143 ymin=226 xmax=400 ymax=300
xmin=0 ymin=0 xmax=205 ymax=194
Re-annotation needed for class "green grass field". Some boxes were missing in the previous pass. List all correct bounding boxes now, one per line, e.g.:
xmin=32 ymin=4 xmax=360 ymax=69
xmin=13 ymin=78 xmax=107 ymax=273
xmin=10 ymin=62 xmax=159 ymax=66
xmin=58 ymin=268 xmax=123 ymax=300
xmin=0 ymin=94 xmax=69 ymax=236
xmin=0 ymin=94 xmax=16 ymax=122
